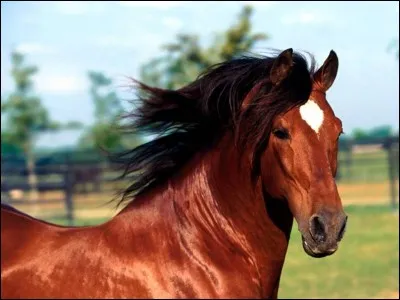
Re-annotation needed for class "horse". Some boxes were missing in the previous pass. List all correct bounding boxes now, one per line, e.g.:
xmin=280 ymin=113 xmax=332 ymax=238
xmin=1 ymin=48 xmax=347 ymax=299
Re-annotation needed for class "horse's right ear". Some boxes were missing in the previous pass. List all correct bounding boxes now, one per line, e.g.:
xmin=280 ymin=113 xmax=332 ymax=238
xmin=313 ymin=50 xmax=339 ymax=92
xmin=270 ymin=48 xmax=294 ymax=85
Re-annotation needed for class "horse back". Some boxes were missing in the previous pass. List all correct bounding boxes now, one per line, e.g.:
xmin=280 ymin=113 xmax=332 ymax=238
xmin=1 ymin=204 xmax=72 ymax=268
xmin=1 ymin=203 xmax=35 ymax=218
xmin=1 ymin=205 xmax=48 ymax=263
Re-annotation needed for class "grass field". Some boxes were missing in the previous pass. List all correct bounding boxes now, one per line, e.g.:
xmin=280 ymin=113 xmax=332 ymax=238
xmin=44 ymin=205 xmax=399 ymax=299
xmin=279 ymin=205 xmax=399 ymax=299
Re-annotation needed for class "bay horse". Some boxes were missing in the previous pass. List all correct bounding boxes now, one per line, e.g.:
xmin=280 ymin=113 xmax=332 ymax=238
xmin=1 ymin=49 xmax=347 ymax=299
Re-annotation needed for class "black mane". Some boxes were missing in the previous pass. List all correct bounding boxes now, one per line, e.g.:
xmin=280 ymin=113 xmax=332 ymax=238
xmin=112 ymin=51 xmax=316 ymax=206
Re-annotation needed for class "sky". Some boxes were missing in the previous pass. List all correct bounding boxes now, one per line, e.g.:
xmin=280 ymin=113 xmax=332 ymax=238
xmin=1 ymin=1 xmax=399 ymax=149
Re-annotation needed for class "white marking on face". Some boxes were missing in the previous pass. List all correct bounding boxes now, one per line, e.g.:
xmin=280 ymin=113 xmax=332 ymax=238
xmin=299 ymin=99 xmax=324 ymax=134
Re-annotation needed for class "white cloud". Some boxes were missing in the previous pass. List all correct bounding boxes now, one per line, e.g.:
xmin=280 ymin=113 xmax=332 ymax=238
xmin=15 ymin=43 xmax=55 ymax=55
xmin=281 ymin=10 xmax=332 ymax=26
xmin=162 ymin=17 xmax=183 ymax=30
xmin=35 ymin=74 xmax=87 ymax=94
xmin=119 ymin=1 xmax=189 ymax=9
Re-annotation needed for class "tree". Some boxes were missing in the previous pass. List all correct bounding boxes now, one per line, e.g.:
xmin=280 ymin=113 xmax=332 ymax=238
xmin=79 ymin=71 xmax=129 ymax=151
xmin=1 ymin=51 xmax=81 ymax=208
xmin=351 ymin=128 xmax=369 ymax=141
xmin=351 ymin=125 xmax=394 ymax=141
xmin=140 ymin=5 xmax=268 ymax=90
xmin=368 ymin=125 xmax=393 ymax=139
xmin=1 ymin=131 xmax=23 ymax=155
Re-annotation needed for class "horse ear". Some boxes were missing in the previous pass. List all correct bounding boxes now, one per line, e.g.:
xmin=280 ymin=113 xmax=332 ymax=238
xmin=270 ymin=48 xmax=294 ymax=85
xmin=314 ymin=50 xmax=339 ymax=92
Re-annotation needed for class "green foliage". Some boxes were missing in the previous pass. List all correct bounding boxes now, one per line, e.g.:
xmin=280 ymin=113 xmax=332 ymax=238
xmin=351 ymin=125 xmax=394 ymax=141
xmin=88 ymin=71 xmax=122 ymax=123
xmin=1 ymin=51 xmax=84 ymax=154
xmin=79 ymin=71 xmax=142 ymax=151
xmin=368 ymin=125 xmax=393 ymax=139
xmin=351 ymin=128 xmax=369 ymax=141
xmin=1 ymin=51 xmax=58 ymax=151
xmin=64 ymin=120 xmax=84 ymax=130
xmin=140 ymin=5 xmax=268 ymax=90
xmin=79 ymin=122 xmax=122 ymax=150
xmin=1 ymin=132 xmax=23 ymax=155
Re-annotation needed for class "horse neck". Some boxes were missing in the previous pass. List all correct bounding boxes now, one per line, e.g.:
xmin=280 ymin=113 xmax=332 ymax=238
xmin=118 ymin=132 xmax=293 ymax=285
xmin=196 ymin=134 xmax=294 ymax=260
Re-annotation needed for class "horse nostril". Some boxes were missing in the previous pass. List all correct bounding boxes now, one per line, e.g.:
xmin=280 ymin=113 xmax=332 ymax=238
xmin=309 ymin=215 xmax=326 ymax=243
xmin=338 ymin=215 xmax=348 ymax=241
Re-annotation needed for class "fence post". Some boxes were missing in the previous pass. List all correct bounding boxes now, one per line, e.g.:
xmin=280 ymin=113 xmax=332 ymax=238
xmin=386 ymin=137 xmax=398 ymax=211
xmin=345 ymin=139 xmax=353 ymax=181
xmin=64 ymin=153 xmax=74 ymax=226
xmin=94 ymin=164 xmax=101 ymax=193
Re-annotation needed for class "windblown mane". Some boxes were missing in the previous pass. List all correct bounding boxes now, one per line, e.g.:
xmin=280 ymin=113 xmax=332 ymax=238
xmin=112 ymin=51 xmax=316 ymax=206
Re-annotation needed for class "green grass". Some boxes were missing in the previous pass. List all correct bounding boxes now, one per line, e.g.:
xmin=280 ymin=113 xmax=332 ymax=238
xmin=279 ymin=205 xmax=399 ymax=299
xmin=46 ymin=216 xmax=110 ymax=226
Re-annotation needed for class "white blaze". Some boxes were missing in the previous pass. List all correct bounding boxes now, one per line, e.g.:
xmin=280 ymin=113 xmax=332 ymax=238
xmin=299 ymin=99 xmax=324 ymax=134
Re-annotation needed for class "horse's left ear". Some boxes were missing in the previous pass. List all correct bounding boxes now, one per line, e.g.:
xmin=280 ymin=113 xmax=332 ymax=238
xmin=314 ymin=50 xmax=339 ymax=92
xmin=270 ymin=48 xmax=294 ymax=85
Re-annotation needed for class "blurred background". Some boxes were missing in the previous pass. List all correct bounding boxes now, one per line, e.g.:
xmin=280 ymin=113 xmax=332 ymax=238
xmin=1 ymin=1 xmax=399 ymax=299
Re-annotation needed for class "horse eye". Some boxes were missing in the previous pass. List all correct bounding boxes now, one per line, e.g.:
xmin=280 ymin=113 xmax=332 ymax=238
xmin=273 ymin=128 xmax=290 ymax=140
